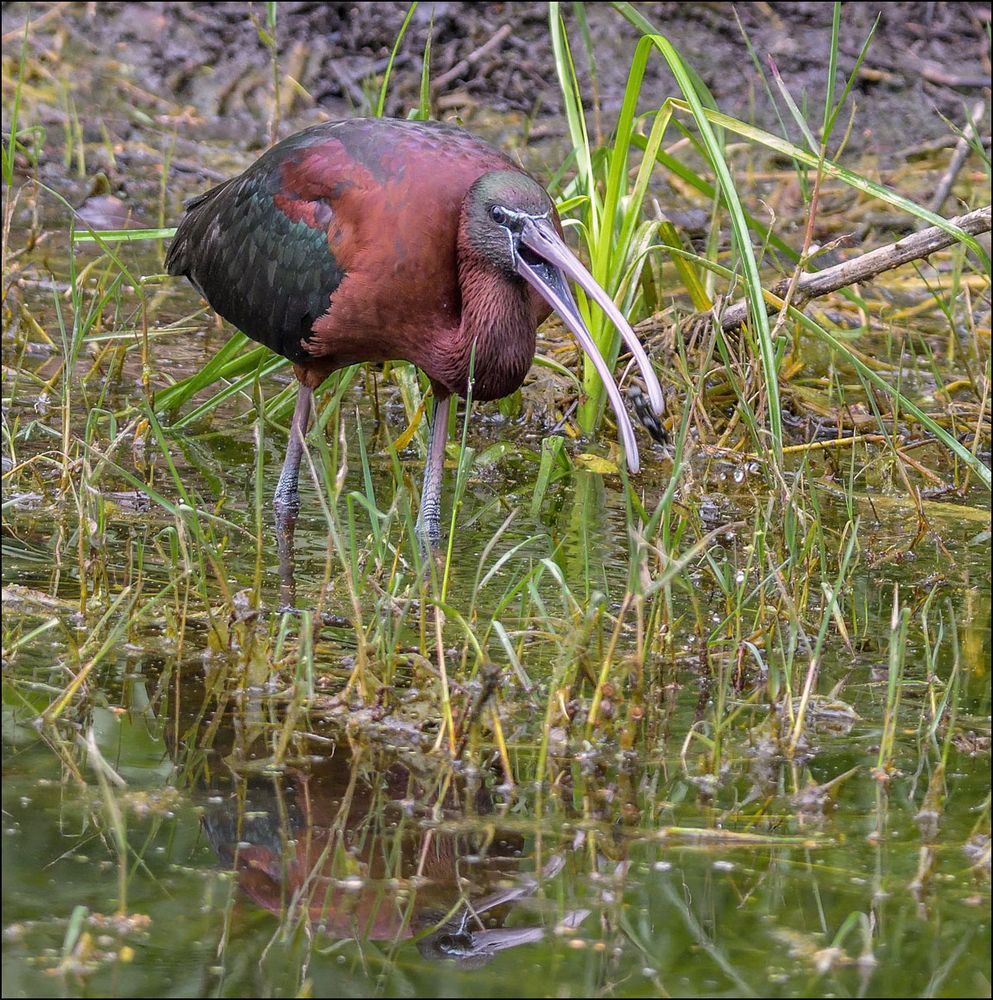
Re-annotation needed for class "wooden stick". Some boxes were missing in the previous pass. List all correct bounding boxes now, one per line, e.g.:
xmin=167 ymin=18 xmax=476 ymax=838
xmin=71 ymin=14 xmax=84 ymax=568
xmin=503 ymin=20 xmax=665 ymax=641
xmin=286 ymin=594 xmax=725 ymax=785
xmin=432 ymin=25 xmax=514 ymax=92
xmin=927 ymin=101 xmax=986 ymax=216
xmin=716 ymin=204 xmax=990 ymax=332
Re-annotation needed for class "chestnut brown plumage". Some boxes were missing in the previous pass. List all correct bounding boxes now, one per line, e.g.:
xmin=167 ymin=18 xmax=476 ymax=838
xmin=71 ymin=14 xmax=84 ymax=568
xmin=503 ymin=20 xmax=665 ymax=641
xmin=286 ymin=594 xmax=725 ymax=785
xmin=166 ymin=118 xmax=664 ymax=552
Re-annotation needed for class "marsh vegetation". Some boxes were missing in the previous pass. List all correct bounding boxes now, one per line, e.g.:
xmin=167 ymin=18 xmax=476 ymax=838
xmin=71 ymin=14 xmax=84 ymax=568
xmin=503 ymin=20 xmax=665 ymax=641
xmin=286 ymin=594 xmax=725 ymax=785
xmin=2 ymin=3 xmax=990 ymax=996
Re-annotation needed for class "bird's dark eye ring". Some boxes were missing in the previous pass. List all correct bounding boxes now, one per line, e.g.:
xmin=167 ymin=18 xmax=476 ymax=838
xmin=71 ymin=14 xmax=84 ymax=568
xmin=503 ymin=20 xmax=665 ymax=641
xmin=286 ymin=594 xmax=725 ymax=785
xmin=489 ymin=205 xmax=507 ymax=225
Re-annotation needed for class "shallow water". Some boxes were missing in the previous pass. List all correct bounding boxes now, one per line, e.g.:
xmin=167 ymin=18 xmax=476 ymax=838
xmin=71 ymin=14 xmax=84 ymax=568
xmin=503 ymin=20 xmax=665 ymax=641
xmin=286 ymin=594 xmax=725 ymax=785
xmin=3 ymin=626 xmax=991 ymax=998
xmin=4 ymin=330 xmax=991 ymax=995
xmin=3 ymin=7 xmax=992 ymax=994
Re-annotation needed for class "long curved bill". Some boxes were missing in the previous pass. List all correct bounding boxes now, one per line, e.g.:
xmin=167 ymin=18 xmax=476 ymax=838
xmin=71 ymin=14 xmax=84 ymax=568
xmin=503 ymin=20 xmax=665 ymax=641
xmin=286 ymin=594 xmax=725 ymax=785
xmin=515 ymin=216 xmax=664 ymax=474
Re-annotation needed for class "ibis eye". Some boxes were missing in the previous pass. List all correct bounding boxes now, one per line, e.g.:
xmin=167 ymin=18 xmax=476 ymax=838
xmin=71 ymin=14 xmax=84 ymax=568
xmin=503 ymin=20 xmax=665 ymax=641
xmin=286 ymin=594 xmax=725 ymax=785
xmin=489 ymin=205 xmax=508 ymax=225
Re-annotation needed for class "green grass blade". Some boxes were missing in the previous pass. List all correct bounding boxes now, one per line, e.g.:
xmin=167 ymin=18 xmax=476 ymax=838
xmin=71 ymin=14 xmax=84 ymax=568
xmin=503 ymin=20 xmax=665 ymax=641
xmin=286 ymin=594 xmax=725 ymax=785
xmin=375 ymin=2 xmax=418 ymax=117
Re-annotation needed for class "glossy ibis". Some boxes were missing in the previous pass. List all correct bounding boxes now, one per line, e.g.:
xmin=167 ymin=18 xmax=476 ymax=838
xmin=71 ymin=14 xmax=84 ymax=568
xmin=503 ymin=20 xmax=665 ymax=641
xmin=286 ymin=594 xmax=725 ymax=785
xmin=166 ymin=118 xmax=664 ymax=550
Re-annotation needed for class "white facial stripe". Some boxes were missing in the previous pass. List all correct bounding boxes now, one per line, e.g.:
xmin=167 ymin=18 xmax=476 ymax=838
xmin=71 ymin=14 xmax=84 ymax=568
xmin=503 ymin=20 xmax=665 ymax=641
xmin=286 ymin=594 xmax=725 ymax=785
xmin=504 ymin=226 xmax=516 ymax=260
xmin=498 ymin=208 xmax=551 ymax=263
xmin=495 ymin=207 xmax=551 ymax=227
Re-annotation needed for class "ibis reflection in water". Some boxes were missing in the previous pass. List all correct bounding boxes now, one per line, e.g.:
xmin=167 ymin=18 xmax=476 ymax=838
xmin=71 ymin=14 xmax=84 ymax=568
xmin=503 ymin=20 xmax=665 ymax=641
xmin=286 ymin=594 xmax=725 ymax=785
xmin=198 ymin=739 xmax=589 ymax=968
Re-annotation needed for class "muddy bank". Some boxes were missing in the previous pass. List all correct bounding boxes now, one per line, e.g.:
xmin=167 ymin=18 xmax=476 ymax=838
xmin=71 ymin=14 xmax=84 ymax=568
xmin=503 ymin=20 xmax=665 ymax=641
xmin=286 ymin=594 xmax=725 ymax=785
xmin=2 ymin=2 xmax=989 ymax=168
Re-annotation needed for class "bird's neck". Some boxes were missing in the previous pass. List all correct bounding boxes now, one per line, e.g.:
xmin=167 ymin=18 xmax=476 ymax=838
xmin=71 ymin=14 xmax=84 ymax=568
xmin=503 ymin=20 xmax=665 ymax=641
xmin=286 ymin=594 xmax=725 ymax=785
xmin=444 ymin=258 xmax=536 ymax=403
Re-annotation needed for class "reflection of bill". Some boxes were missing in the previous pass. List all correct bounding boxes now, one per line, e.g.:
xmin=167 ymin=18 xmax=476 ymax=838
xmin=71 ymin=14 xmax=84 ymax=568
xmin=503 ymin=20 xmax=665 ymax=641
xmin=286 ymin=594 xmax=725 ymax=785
xmin=415 ymin=853 xmax=590 ymax=969
xmin=200 ymin=742 xmax=589 ymax=968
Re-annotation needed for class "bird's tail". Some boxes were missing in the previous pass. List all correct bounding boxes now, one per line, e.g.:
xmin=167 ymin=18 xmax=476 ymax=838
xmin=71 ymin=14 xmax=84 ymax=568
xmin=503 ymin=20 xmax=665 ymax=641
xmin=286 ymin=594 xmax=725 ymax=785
xmin=164 ymin=181 xmax=234 ymax=287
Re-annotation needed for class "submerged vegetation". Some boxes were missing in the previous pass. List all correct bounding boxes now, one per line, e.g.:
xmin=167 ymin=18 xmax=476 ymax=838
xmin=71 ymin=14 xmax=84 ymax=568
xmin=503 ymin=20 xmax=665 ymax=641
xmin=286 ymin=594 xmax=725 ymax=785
xmin=2 ymin=2 xmax=990 ymax=996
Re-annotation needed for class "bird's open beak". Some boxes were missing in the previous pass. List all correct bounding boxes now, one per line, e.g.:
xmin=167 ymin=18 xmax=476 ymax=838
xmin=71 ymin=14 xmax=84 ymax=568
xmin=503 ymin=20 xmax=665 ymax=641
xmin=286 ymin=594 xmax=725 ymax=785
xmin=515 ymin=215 xmax=664 ymax=474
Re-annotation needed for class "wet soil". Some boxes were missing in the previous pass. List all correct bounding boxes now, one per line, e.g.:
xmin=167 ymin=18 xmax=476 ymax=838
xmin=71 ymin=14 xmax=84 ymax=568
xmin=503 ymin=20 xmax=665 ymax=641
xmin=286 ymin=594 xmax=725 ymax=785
xmin=3 ymin=1 xmax=990 ymax=170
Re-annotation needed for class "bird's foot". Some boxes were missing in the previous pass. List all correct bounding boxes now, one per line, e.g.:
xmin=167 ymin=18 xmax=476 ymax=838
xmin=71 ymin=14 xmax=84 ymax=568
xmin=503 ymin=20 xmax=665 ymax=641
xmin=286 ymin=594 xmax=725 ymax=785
xmin=414 ymin=522 xmax=442 ymax=562
xmin=275 ymin=496 xmax=300 ymax=612
xmin=413 ymin=525 xmax=445 ymax=578
xmin=415 ymin=496 xmax=442 ymax=560
xmin=273 ymin=487 xmax=301 ymax=525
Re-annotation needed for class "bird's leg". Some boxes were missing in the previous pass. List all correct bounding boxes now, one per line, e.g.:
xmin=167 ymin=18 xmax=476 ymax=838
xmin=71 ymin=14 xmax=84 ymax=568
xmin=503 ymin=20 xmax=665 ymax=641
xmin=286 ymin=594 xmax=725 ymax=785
xmin=415 ymin=396 xmax=449 ymax=551
xmin=275 ymin=385 xmax=313 ymax=513
xmin=275 ymin=386 xmax=312 ymax=611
